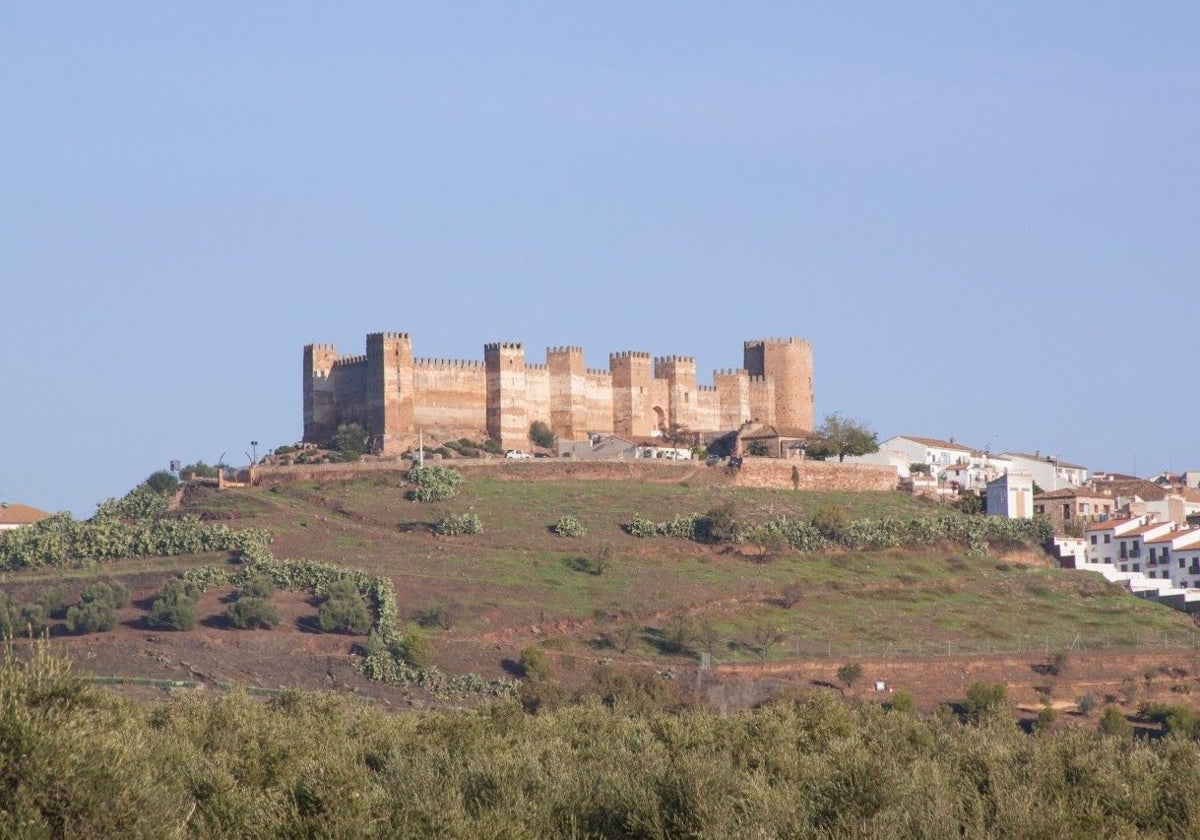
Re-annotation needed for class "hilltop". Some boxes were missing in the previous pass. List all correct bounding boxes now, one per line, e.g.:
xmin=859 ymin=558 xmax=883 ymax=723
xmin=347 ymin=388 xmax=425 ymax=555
xmin=3 ymin=462 xmax=1197 ymax=715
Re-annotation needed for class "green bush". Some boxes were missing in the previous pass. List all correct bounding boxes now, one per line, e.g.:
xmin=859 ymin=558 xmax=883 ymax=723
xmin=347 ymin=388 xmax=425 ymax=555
xmin=80 ymin=580 xmax=130 ymax=609
xmin=226 ymin=597 xmax=279 ymax=630
xmin=436 ymin=512 xmax=482 ymax=536
xmin=518 ymin=646 xmax=553 ymax=681
xmin=318 ymin=591 xmax=372 ymax=635
xmin=36 ymin=585 xmax=70 ymax=619
xmin=837 ymin=662 xmax=864 ymax=691
xmin=627 ymin=513 xmax=658 ymax=538
xmin=144 ymin=470 xmax=180 ymax=495
xmin=1139 ymin=701 xmax=1199 ymax=738
xmin=397 ymin=626 xmax=433 ymax=668
xmin=330 ymin=422 xmax=368 ymax=461
xmin=0 ymin=594 xmax=47 ymax=638
xmin=1033 ymin=706 xmax=1058 ymax=734
xmin=64 ymin=600 xmax=118 ymax=635
xmin=962 ymin=682 xmax=1008 ymax=725
xmin=888 ymin=689 xmax=916 ymax=714
xmin=697 ymin=501 xmax=742 ymax=544
xmin=529 ymin=420 xmax=555 ymax=449
xmin=146 ymin=579 xmax=200 ymax=631
xmin=550 ymin=514 xmax=586 ymax=538
xmin=238 ymin=575 xmax=275 ymax=600
xmin=406 ymin=465 xmax=463 ymax=502
xmin=1099 ymin=706 xmax=1133 ymax=739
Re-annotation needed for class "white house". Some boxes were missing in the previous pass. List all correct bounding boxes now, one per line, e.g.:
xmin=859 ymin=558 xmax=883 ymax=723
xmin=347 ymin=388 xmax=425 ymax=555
xmin=0 ymin=502 xmax=50 ymax=531
xmin=943 ymin=453 xmax=1015 ymax=493
xmin=1083 ymin=516 xmax=1149 ymax=566
xmin=845 ymin=435 xmax=975 ymax=479
xmin=1111 ymin=521 xmax=1178 ymax=575
xmin=1143 ymin=529 xmax=1200 ymax=587
xmin=986 ymin=472 xmax=1034 ymax=519
xmin=1000 ymin=452 xmax=1088 ymax=491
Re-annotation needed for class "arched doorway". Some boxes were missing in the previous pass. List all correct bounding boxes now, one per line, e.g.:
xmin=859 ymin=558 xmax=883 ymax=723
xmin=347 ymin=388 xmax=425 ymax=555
xmin=652 ymin=406 xmax=666 ymax=432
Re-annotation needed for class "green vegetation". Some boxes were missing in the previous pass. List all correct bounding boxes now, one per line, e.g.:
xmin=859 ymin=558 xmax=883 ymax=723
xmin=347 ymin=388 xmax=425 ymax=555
xmin=147 ymin=579 xmax=200 ymax=630
xmin=405 ymin=465 xmax=462 ymax=502
xmin=550 ymin=514 xmax=586 ymax=538
xmin=331 ymin=422 xmax=369 ymax=461
xmin=5 ymin=646 xmax=1200 ymax=837
xmin=318 ymin=579 xmax=373 ymax=634
xmin=805 ymin=412 xmax=880 ymax=462
xmin=144 ymin=469 xmax=180 ymax=495
xmin=529 ymin=419 xmax=555 ymax=449
xmin=435 ymin=512 xmax=482 ymax=536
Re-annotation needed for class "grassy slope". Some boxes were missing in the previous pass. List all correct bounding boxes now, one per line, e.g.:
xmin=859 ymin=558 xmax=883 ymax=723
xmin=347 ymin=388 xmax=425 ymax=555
xmin=166 ymin=475 xmax=1194 ymax=666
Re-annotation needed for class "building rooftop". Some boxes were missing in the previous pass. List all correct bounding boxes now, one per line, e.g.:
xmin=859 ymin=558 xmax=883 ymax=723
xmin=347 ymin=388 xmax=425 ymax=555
xmin=898 ymin=435 xmax=974 ymax=451
xmin=1002 ymin=452 xmax=1088 ymax=471
xmin=0 ymin=502 xmax=51 ymax=527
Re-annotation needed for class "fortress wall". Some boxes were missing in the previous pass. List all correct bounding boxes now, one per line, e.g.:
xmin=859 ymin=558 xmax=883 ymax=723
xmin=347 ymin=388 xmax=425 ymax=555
xmin=745 ymin=338 xmax=813 ymax=431
xmin=584 ymin=372 xmax=615 ymax=434
xmin=412 ymin=360 xmax=487 ymax=431
xmin=715 ymin=370 xmax=751 ymax=430
xmin=548 ymin=347 xmax=588 ymax=441
xmin=525 ymin=366 xmax=551 ymax=430
xmin=611 ymin=352 xmax=654 ymax=437
xmin=367 ymin=332 xmax=414 ymax=454
xmin=693 ymin=387 xmax=722 ymax=432
xmin=748 ymin=376 xmax=777 ymax=425
xmin=650 ymin=378 xmax=670 ymax=432
xmin=485 ymin=343 xmax=529 ymax=450
xmin=330 ymin=356 xmax=368 ymax=432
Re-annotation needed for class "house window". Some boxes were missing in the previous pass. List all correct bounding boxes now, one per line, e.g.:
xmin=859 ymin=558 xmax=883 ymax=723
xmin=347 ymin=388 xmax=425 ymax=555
xmin=1133 ymin=563 xmax=1141 ymax=572
xmin=1104 ymin=534 xmax=1111 ymax=544
xmin=1062 ymin=504 xmax=1071 ymax=519
xmin=1121 ymin=564 xmax=1128 ymax=572
xmin=1081 ymin=503 xmax=1090 ymax=515
xmin=1180 ymin=558 xmax=1186 ymax=569
xmin=1090 ymin=535 xmax=1097 ymax=545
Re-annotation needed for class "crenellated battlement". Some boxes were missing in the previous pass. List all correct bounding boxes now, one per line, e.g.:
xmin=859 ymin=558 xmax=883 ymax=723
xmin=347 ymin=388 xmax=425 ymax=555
xmin=367 ymin=331 xmax=410 ymax=341
xmin=414 ymin=357 xmax=484 ymax=368
xmin=304 ymin=330 xmax=812 ymax=451
xmin=745 ymin=336 xmax=807 ymax=348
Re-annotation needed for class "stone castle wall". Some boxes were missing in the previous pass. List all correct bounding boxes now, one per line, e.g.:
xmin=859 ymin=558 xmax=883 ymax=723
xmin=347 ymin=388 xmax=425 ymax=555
xmin=302 ymin=332 xmax=814 ymax=453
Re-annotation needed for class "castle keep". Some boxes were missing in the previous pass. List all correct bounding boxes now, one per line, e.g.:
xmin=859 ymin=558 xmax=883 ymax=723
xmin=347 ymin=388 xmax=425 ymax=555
xmin=303 ymin=334 xmax=813 ymax=453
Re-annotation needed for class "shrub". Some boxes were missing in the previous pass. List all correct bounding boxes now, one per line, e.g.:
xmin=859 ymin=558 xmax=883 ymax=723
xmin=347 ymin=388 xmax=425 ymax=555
xmin=962 ymin=682 xmax=1008 ymax=725
xmin=36 ymin=585 xmax=70 ymax=619
xmin=518 ymin=646 xmax=553 ymax=681
xmin=406 ymin=466 xmax=463 ymax=502
xmin=330 ymin=423 xmax=368 ymax=461
xmin=436 ymin=512 xmax=482 ymax=536
xmin=397 ymin=626 xmax=433 ymax=668
xmin=1033 ymin=706 xmax=1058 ymax=734
xmin=65 ymin=600 xmax=118 ymax=635
xmin=810 ymin=505 xmax=849 ymax=542
xmin=1048 ymin=650 xmax=1070 ymax=677
xmin=179 ymin=461 xmax=219 ymax=480
xmin=146 ymin=579 xmax=200 ymax=631
xmin=697 ymin=501 xmax=742 ymax=544
xmin=81 ymin=580 xmax=130 ymax=609
xmin=1139 ymin=701 xmax=1199 ymax=738
xmin=238 ymin=575 xmax=275 ymax=600
xmin=415 ymin=600 xmax=457 ymax=631
xmin=482 ymin=439 xmax=504 ymax=455
xmin=550 ymin=514 xmax=586 ymax=538
xmin=144 ymin=470 xmax=180 ymax=495
xmin=226 ymin=597 xmax=279 ymax=630
xmin=0 ymin=594 xmax=47 ymax=638
xmin=888 ymin=689 xmax=916 ymax=714
xmin=318 ymin=591 xmax=372 ymax=635
xmin=627 ymin=514 xmax=657 ymax=538
xmin=1099 ymin=706 xmax=1133 ymax=739
xmin=529 ymin=420 xmax=555 ymax=449
xmin=1076 ymin=693 xmax=1097 ymax=717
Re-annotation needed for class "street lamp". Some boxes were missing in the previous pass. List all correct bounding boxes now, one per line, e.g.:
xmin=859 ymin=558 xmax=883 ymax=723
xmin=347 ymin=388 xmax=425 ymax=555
xmin=251 ymin=441 xmax=259 ymax=465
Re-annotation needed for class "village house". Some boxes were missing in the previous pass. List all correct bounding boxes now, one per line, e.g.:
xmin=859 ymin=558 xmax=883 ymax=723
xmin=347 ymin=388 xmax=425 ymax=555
xmin=1000 ymin=452 xmax=1089 ymax=491
xmin=985 ymin=472 xmax=1034 ymax=518
xmin=1083 ymin=516 xmax=1152 ymax=566
xmin=1032 ymin=486 xmax=1117 ymax=529
xmin=1143 ymin=529 xmax=1200 ymax=586
xmin=0 ymin=502 xmax=50 ymax=531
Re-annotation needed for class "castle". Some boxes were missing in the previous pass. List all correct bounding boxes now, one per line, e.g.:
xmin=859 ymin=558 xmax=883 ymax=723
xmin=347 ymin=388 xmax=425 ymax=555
xmin=303 ymin=333 xmax=813 ymax=453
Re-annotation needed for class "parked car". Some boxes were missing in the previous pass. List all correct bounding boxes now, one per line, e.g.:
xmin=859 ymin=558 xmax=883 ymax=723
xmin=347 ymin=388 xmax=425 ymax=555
xmin=505 ymin=450 xmax=531 ymax=460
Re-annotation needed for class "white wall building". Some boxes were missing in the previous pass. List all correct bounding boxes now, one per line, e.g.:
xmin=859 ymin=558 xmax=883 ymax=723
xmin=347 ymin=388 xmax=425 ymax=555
xmin=986 ymin=472 xmax=1034 ymax=519
xmin=1144 ymin=529 xmax=1200 ymax=586
xmin=1000 ymin=452 xmax=1088 ymax=491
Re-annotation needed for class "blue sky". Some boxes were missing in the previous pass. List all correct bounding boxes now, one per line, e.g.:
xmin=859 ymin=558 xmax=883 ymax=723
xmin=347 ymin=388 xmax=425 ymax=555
xmin=3 ymin=3 xmax=1198 ymax=516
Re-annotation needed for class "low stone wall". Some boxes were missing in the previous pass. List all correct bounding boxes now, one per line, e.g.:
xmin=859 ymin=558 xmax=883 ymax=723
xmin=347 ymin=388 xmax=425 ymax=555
xmin=250 ymin=456 xmax=896 ymax=492
xmin=732 ymin=457 xmax=896 ymax=492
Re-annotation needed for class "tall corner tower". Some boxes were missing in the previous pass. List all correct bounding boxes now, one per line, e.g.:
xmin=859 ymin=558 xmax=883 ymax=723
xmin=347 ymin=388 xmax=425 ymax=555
xmin=303 ymin=343 xmax=340 ymax=445
xmin=744 ymin=337 xmax=814 ymax=431
xmin=610 ymin=351 xmax=654 ymax=436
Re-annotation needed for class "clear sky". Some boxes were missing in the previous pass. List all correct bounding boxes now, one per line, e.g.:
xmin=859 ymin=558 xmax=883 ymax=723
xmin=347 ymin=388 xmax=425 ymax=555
xmin=3 ymin=3 xmax=1198 ymax=516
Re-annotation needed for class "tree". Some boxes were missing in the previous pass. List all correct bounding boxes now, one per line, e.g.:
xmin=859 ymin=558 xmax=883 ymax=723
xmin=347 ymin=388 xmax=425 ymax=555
xmin=661 ymin=424 xmax=693 ymax=447
xmin=805 ymin=413 xmax=879 ymax=462
xmin=529 ymin=420 xmax=555 ymax=449
xmin=837 ymin=662 xmax=864 ymax=693
xmin=1099 ymin=706 xmax=1133 ymax=739
xmin=226 ymin=597 xmax=279 ymax=629
xmin=330 ymin=423 xmax=368 ymax=461
xmin=962 ymin=682 xmax=1008 ymax=725
xmin=144 ymin=470 xmax=180 ymax=494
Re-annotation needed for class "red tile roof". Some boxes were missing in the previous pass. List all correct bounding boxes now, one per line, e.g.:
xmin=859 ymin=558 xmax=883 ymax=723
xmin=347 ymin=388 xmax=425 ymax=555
xmin=0 ymin=503 xmax=51 ymax=527
xmin=899 ymin=435 xmax=974 ymax=451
